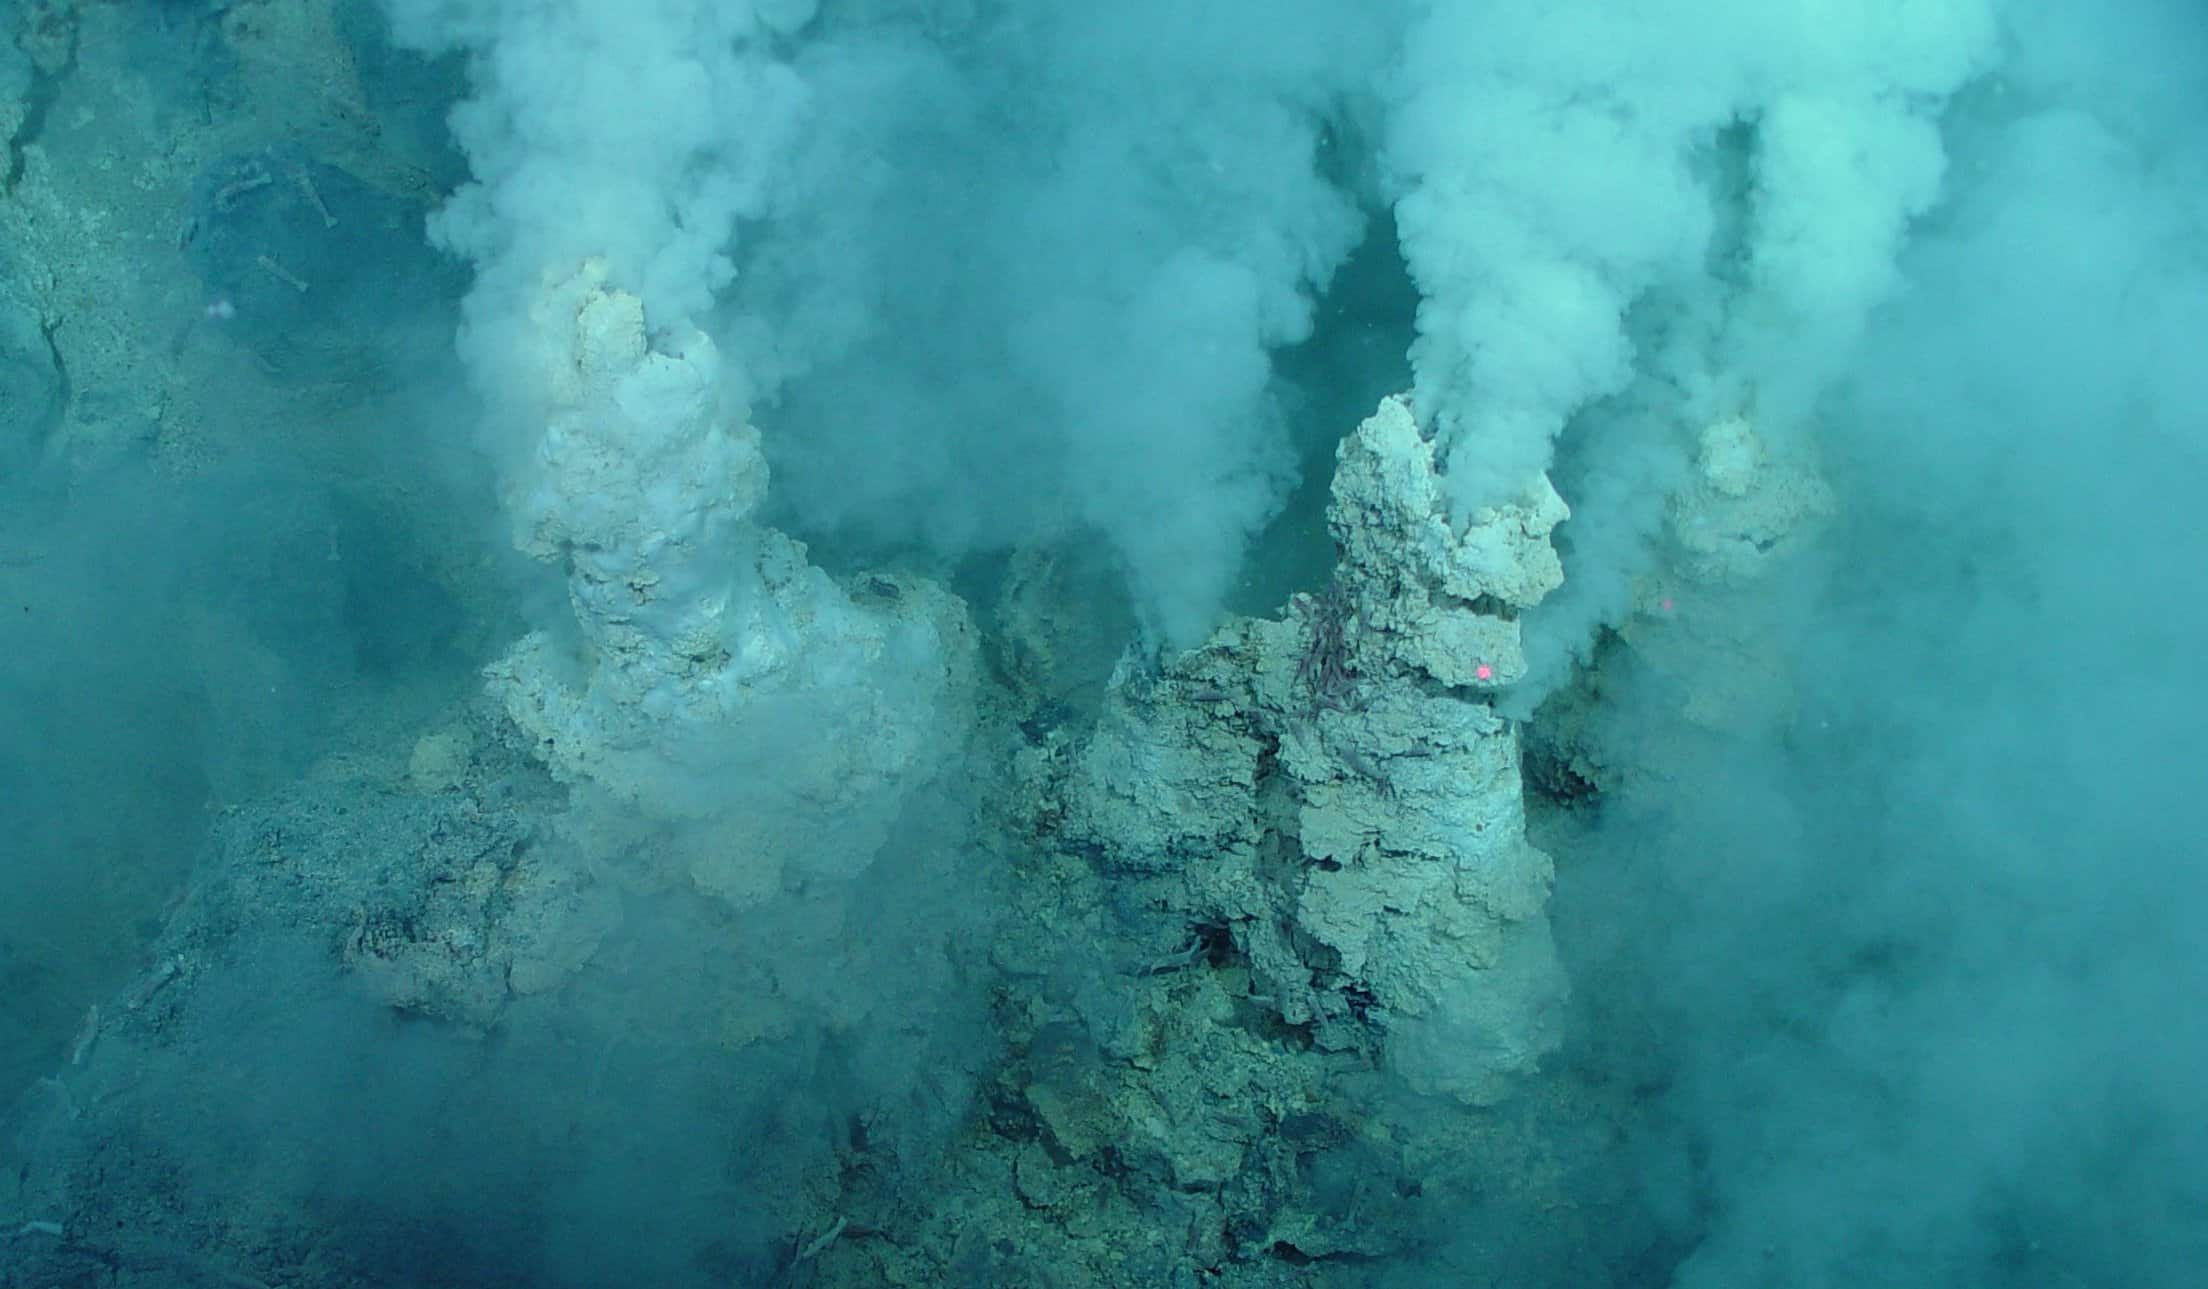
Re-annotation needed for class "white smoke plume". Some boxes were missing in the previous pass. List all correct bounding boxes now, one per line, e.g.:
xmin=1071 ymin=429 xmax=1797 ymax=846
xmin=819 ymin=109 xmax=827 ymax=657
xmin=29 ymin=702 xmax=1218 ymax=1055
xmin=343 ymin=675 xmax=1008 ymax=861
xmin=386 ymin=0 xmax=1398 ymax=644
xmin=381 ymin=0 xmax=811 ymax=418
xmin=1386 ymin=1 xmax=1993 ymax=511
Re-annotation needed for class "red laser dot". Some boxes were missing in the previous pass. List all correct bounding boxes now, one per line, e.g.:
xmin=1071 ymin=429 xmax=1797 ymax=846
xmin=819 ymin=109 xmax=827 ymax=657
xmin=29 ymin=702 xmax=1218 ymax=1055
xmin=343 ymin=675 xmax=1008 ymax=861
xmin=1659 ymin=597 xmax=1675 ymax=613
xmin=1475 ymin=662 xmax=1494 ymax=682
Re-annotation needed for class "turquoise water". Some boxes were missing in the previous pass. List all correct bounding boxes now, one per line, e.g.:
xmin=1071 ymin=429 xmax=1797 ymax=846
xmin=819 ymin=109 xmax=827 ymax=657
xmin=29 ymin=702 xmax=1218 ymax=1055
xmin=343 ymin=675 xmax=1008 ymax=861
xmin=2 ymin=2 xmax=2203 ymax=1286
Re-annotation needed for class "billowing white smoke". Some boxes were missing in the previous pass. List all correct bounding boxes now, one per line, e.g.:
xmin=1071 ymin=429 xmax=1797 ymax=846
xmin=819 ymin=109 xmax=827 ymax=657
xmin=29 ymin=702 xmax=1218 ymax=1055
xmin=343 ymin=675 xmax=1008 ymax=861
xmin=729 ymin=1 xmax=1395 ymax=642
xmin=388 ymin=0 xmax=1396 ymax=645
xmin=382 ymin=0 xmax=810 ymax=412
xmin=388 ymin=0 xmax=1998 ymax=665
xmin=1386 ymin=0 xmax=1995 ymax=627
